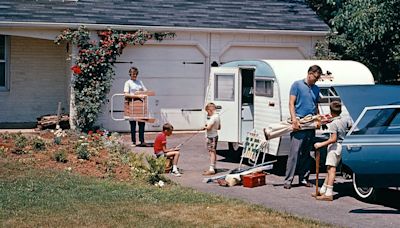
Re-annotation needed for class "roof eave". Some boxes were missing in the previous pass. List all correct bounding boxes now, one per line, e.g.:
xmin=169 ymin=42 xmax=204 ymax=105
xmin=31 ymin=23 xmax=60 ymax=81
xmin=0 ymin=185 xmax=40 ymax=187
xmin=0 ymin=21 xmax=328 ymax=36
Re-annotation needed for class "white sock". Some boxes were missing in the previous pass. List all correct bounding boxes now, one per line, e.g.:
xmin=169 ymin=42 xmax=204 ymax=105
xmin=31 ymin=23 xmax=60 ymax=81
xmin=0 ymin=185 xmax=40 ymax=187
xmin=319 ymin=178 xmax=328 ymax=194
xmin=172 ymin=165 xmax=178 ymax=172
xmin=325 ymin=185 xmax=333 ymax=196
xmin=209 ymin=165 xmax=215 ymax=171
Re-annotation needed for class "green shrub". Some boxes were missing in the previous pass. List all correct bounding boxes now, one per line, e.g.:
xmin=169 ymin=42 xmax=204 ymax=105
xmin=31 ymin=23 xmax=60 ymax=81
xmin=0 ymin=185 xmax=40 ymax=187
xmin=31 ymin=137 xmax=46 ymax=151
xmin=0 ymin=132 xmax=13 ymax=140
xmin=13 ymin=134 xmax=28 ymax=155
xmin=76 ymin=143 xmax=90 ymax=160
xmin=12 ymin=148 xmax=28 ymax=155
xmin=14 ymin=134 xmax=28 ymax=149
xmin=146 ymin=155 xmax=169 ymax=185
xmin=54 ymin=149 xmax=68 ymax=163
xmin=54 ymin=136 xmax=62 ymax=145
xmin=105 ymin=155 xmax=119 ymax=176
xmin=0 ymin=146 xmax=7 ymax=157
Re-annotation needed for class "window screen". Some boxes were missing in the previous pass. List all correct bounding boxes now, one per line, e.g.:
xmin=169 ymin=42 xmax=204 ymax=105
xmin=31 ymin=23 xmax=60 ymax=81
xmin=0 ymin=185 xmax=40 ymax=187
xmin=319 ymin=87 xmax=341 ymax=104
xmin=215 ymin=74 xmax=235 ymax=101
xmin=255 ymin=79 xmax=273 ymax=97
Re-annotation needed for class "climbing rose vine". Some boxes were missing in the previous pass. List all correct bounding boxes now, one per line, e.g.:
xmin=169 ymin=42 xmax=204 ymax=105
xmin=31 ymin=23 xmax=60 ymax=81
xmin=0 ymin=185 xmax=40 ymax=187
xmin=55 ymin=26 xmax=174 ymax=131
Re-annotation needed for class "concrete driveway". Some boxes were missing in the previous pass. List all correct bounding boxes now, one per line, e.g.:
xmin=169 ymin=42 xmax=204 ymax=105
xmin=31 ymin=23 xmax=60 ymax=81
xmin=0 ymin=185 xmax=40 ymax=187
xmin=129 ymin=132 xmax=400 ymax=228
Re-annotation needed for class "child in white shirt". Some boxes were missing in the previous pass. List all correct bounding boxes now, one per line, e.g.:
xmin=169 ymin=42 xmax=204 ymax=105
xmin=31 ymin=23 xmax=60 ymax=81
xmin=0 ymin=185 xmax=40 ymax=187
xmin=203 ymin=103 xmax=221 ymax=175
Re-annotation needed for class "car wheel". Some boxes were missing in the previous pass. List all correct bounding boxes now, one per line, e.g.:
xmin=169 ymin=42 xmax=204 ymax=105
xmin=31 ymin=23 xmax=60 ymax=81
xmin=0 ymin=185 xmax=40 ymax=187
xmin=352 ymin=173 xmax=376 ymax=201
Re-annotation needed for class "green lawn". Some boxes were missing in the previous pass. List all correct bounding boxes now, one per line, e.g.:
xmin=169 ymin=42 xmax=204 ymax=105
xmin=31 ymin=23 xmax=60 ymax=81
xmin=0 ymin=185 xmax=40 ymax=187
xmin=0 ymin=159 xmax=330 ymax=227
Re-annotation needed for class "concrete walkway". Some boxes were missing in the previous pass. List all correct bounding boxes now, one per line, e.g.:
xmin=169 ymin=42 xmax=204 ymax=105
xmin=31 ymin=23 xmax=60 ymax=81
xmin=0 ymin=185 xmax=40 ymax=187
xmin=125 ymin=131 xmax=400 ymax=228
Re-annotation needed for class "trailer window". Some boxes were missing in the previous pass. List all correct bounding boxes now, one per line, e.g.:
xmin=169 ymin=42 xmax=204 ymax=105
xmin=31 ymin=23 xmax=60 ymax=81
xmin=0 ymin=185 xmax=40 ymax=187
xmin=255 ymin=79 xmax=273 ymax=97
xmin=319 ymin=87 xmax=340 ymax=104
xmin=215 ymin=74 xmax=235 ymax=101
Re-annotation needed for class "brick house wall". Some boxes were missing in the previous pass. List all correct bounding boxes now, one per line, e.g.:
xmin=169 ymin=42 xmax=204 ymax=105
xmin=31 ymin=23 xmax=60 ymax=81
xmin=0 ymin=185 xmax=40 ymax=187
xmin=0 ymin=36 xmax=68 ymax=125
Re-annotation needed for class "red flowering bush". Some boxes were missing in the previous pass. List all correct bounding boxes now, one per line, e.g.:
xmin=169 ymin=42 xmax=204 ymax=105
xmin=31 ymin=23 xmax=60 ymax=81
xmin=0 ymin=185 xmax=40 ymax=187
xmin=55 ymin=26 xmax=175 ymax=131
xmin=71 ymin=65 xmax=82 ymax=74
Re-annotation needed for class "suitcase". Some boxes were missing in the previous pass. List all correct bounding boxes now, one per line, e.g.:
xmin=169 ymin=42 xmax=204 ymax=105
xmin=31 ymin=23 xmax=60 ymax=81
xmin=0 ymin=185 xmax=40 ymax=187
xmin=242 ymin=172 xmax=266 ymax=188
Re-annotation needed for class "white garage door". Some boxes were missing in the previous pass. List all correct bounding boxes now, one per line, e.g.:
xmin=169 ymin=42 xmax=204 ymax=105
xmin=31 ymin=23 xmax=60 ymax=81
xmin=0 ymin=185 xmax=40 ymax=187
xmin=221 ymin=46 xmax=306 ymax=63
xmin=98 ymin=44 xmax=207 ymax=132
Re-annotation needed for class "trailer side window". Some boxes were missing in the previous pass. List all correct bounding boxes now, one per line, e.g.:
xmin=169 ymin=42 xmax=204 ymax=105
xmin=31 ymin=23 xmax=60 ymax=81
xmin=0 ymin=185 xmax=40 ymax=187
xmin=215 ymin=74 xmax=235 ymax=101
xmin=319 ymin=87 xmax=341 ymax=104
xmin=255 ymin=79 xmax=273 ymax=97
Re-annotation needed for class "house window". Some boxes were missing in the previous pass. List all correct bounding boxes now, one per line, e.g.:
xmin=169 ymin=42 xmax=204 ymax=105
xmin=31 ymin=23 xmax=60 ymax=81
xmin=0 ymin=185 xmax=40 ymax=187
xmin=0 ymin=35 xmax=9 ymax=90
xmin=215 ymin=74 xmax=235 ymax=101
xmin=255 ymin=79 xmax=273 ymax=97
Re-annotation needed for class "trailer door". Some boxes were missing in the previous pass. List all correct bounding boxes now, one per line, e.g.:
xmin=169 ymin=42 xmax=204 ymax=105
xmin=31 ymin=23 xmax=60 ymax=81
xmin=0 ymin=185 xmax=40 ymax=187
xmin=209 ymin=67 xmax=240 ymax=142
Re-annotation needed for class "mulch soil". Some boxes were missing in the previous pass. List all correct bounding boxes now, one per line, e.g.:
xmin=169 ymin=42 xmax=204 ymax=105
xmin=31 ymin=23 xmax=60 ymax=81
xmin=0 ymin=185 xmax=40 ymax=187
xmin=0 ymin=131 xmax=131 ymax=181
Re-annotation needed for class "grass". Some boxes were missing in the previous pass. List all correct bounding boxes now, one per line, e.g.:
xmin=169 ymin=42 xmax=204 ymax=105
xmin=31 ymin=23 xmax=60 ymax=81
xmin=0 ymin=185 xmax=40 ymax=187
xmin=0 ymin=159 xmax=331 ymax=227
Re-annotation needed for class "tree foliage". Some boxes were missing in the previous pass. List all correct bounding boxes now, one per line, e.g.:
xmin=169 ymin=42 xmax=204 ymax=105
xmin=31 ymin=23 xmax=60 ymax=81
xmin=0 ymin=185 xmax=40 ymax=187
xmin=310 ymin=0 xmax=400 ymax=83
xmin=306 ymin=0 xmax=346 ymax=24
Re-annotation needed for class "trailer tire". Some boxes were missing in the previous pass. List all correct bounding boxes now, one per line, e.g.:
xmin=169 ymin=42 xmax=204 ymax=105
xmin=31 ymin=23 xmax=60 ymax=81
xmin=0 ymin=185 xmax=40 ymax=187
xmin=228 ymin=142 xmax=242 ymax=161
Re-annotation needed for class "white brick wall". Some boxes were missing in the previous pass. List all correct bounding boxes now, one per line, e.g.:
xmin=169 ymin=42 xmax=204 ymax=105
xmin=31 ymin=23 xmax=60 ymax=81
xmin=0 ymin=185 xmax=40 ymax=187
xmin=0 ymin=36 xmax=68 ymax=123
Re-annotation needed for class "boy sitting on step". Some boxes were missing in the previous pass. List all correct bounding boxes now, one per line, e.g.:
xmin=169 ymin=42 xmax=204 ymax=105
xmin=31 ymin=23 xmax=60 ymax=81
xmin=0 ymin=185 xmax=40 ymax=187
xmin=154 ymin=123 xmax=182 ymax=177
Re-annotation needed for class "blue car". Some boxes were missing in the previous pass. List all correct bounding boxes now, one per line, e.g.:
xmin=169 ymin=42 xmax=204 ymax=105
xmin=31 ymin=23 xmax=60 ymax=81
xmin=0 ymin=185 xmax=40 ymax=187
xmin=335 ymin=85 xmax=400 ymax=201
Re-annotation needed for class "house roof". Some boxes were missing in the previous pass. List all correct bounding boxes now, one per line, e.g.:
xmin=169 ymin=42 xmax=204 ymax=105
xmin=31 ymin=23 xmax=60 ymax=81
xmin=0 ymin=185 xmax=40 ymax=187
xmin=0 ymin=0 xmax=328 ymax=32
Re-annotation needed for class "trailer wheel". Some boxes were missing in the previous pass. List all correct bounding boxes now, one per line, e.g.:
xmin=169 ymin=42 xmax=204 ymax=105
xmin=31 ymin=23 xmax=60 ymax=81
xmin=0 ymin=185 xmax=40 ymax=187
xmin=228 ymin=142 xmax=242 ymax=161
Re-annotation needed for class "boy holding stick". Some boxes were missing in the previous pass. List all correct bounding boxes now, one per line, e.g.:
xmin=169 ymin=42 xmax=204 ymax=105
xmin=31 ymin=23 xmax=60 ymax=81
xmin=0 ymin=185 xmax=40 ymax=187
xmin=313 ymin=101 xmax=352 ymax=201
xmin=203 ymin=103 xmax=221 ymax=176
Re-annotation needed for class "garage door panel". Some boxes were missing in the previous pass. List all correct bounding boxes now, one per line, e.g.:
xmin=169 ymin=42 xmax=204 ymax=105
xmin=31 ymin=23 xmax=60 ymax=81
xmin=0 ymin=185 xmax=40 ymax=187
xmin=119 ymin=45 xmax=204 ymax=60
xmin=100 ymin=94 xmax=204 ymax=132
xmin=115 ymin=61 xmax=205 ymax=79
xmin=148 ymin=95 xmax=203 ymax=110
xmin=143 ymin=78 xmax=204 ymax=96
xmin=109 ymin=78 xmax=204 ymax=97
xmin=221 ymin=46 xmax=305 ymax=62
xmin=101 ymin=44 xmax=206 ymax=131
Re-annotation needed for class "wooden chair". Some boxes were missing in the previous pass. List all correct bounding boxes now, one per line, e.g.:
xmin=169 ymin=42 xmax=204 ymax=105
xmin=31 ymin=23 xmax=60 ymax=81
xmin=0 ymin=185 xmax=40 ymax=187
xmin=124 ymin=91 xmax=156 ymax=123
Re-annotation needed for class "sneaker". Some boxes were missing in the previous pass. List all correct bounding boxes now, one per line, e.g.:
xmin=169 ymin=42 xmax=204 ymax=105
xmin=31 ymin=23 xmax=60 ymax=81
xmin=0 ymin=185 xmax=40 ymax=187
xmin=202 ymin=170 xmax=216 ymax=176
xmin=283 ymin=183 xmax=291 ymax=189
xmin=172 ymin=170 xmax=182 ymax=177
xmin=137 ymin=142 xmax=147 ymax=147
xmin=300 ymin=180 xmax=312 ymax=187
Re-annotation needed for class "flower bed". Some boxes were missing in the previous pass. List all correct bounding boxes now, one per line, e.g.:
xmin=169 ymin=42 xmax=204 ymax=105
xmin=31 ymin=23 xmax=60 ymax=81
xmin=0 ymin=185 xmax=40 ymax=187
xmin=0 ymin=130 xmax=167 ymax=184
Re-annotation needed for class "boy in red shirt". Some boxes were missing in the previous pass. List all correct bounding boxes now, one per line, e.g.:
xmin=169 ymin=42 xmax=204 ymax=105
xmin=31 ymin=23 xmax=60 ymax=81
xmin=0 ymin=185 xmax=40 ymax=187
xmin=154 ymin=123 xmax=181 ymax=176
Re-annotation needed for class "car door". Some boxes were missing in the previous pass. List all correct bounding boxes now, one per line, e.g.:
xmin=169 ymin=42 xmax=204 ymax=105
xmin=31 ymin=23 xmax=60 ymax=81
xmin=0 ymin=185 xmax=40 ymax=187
xmin=342 ymin=105 xmax=400 ymax=188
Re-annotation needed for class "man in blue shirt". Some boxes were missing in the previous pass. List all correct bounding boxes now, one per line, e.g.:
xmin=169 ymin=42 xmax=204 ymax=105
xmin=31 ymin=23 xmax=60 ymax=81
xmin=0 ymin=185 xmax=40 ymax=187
xmin=284 ymin=65 xmax=322 ymax=189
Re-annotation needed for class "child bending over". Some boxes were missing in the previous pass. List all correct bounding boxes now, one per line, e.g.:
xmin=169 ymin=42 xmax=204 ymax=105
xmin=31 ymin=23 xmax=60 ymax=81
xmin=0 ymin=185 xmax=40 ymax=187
xmin=313 ymin=101 xmax=352 ymax=201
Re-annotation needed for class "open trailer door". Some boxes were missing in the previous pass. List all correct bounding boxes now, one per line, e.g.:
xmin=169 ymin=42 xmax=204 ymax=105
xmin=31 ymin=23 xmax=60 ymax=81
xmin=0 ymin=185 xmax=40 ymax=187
xmin=207 ymin=67 xmax=240 ymax=142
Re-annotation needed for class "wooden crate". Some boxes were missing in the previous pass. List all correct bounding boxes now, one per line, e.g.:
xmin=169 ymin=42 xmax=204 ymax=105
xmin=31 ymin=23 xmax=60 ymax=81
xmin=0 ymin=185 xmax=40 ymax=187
xmin=242 ymin=172 xmax=266 ymax=188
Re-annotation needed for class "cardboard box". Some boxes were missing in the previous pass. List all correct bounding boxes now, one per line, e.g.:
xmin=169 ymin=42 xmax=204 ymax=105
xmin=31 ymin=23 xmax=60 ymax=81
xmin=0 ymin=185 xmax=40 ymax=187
xmin=242 ymin=172 xmax=266 ymax=188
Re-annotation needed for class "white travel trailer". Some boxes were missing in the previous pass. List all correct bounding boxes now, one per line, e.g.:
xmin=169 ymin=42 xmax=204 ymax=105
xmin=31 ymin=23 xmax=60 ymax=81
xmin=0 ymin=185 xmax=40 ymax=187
xmin=205 ymin=60 xmax=375 ymax=156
